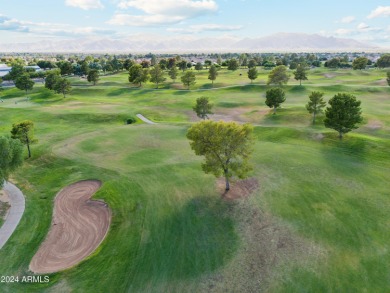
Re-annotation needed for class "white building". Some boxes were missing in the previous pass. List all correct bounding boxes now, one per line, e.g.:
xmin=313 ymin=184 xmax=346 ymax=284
xmin=0 ymin=64 xmax=42 ymax=77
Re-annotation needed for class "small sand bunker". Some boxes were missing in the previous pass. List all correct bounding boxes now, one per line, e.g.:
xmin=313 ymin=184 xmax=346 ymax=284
xmin=30 ymin=180 xmax=111 ymax=274
xmin=217 ymin=177 xmax=259 ymax=200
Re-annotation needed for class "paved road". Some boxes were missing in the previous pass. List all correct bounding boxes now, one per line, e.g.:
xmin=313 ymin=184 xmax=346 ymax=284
xmin=136 ymin=114 xmax=156 ymax=125
xmin=0 ymin=182 xmax=25 ymax=250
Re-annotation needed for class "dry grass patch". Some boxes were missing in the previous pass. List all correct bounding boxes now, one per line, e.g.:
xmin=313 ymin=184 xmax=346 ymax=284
xmin=217 ymin=177 xmax=260 ymax=200
xmin=198 ymin=199 xmax=326 ymax=292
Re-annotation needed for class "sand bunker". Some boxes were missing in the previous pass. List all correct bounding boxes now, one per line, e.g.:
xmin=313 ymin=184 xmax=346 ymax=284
xmin=30 ymin=180 xmax=111 ymax=274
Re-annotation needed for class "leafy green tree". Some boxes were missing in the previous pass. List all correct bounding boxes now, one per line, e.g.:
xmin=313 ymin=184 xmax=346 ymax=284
xmin=227 ymin=59 xmax=239 ymax=71
xmin=87 ymin=69 xmax=100 ymax=85
xmin=204 ymin=60 xmax=212 ymax=69
xmin=0 ymin=77 xmax=3 ymax=97
xmin=376 ymin=54 xmax=390 ymax=68
xmin=265 ymin=88 xmax=286 ymax=114
xmin=195 ymin=62 xmax=203 ymax=71
xmin=0 ymin=136 xmax=24 ymax=188
xmin=181 ymin=71 xmax=196 ymax=90
xmin=111 ymin=56 xmax=123 ymax=72
xmin=248 ymin=59 xmax=257 ymax=69
xmin=167 ymin=58 xmax=176 ymax=69
xmin=58 ymin=61 xmax=74 ymax=75
xmin=294 ymin=64 xmax=308 ymax=85
xmin=289 ymin=62 xmax=298 ymax=70
xmin=216 ymin=56 xmax=222 ymax=65
xmin=168 ymin=66 xmax=178 ymax=82
xmin=267 ymin=65 xmax=289 ymax=86
xmin=187 ymin=121 xmax=254 ymax=191
xmin=151 ymin=55 xmax=157 ymax=66
xmin=45 ymin=72 xmax=60 ymax=90
xmin=306 ymin=91 xmax=326 ymax=124
xmin=11 ymin=120 xmax=36 ymax=158
xmin=8 ymin=64 xmax=25 ymax=81
xmin=325 ymin=58 xmax=340 ymax=69
xmin=178 ymin=60 xmax=187 ymax=71
xmin=37 ymin=60 xmax=56 ymax=69
xmin=80 ymin=61 xmax=90 ymax=76
xmin=324 ymin=93 xmax=363 ymax=139
xmin=15 ymin=73 xmax=34 ymax=96
xmin=352 ymin=57 xmax=368 ymax=70
xmin=208 ymin=65 xmax=218 ymax=86
xmin=149 ymin=65 xmax=166 ymax=89
xmin=129 ymin=64 xmax=149 ymax=87
xmin=138 ymin=60 xmax=149 ymax=69
xmin=387 ymin=71 xmax=390 ymax=86
xmin=247 ymin=67 xmax=258 ymax=83
xmin=158 ymin=59 xmax=168 ymax=70
xmin=123 ymin=59 xmax=134 ymax=70
xmin=193 ymin=97 xmax=213 ymax=120
xmin=54 ymin=78 xmax=72 ymax=98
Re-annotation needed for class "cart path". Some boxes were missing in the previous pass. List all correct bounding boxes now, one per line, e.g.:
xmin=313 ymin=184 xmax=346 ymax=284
xmin=0 ymin=182 xmax=25 ymax=250
xmin=136 ymin=114 xmax=156 ymax=125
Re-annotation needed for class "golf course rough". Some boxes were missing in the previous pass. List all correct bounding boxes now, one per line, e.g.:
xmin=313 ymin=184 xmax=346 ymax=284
xmin=29 ymin=180 xmax=111 ymax=274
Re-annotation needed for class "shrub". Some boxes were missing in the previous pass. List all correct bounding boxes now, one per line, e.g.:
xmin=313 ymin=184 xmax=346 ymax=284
xmin=126 ymin=117 xmax=136 ymax=124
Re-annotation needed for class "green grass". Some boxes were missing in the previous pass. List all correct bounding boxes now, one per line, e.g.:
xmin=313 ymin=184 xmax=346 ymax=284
xmin=0 ymin=66 xmax=389 ymax=292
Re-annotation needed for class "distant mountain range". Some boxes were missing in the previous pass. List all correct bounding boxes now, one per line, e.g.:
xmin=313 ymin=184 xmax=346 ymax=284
xmin=0 ymin=33 xmax=379 ymax=53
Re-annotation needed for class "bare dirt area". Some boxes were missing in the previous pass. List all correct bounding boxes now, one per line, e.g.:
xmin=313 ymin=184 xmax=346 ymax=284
xmin=199 ymin=199 xmax=326 ymax=292
xmin=29 ymin=180 xmax=111 ymax=274
xmin=0 ymin=190 xmax=11 ymax=221
xmin=365 ymin=120 xmax=383 ymax=130
xmin=324 ymin=73 xmax=336 ymax=78
xmin=217 ymin=177 xmax=260 ymax=200
xmin=188 ymin=107 xmax=258 ymax=123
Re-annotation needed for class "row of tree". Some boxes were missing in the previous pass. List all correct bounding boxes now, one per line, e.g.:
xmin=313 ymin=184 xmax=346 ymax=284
xmin=188 ymin=91 xmax=363 ymax=191
xmin=193 ymin=89 xmax=362 ymax=140
xmin=126 ymin=63 xmax=309 ymax=89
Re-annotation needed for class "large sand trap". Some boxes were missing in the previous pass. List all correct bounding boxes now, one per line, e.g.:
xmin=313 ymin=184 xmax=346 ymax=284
xmin=30 ymin=180 xmax=111 ymax=274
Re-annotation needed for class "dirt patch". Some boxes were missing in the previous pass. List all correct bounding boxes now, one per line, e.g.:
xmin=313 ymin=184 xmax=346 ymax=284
xmin=198 ymin=200 xmax=326 ymax=292
xmin=324 ymin=73 xmax=336 ymax=78
xmin=217 ymin=177 xmax=259 ymax=200
xmin=312 ymin=133 xmax=325 ymax=141
xmin=0 ymin=190 xmax=10 ymax=220
xmin=0 ymin=190 xmax=9 ymax=203
xmin=365 ymin=120 xmax=383 ymax=130
xmin=372 ymin=79 xmax=388 ymax=86
xmin=188 ymin=107 xmax=255 ymax=123
xmin=29 ymin=180 xmax=111 ymax=274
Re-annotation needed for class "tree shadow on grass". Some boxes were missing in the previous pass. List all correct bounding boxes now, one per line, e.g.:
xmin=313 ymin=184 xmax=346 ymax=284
xmin=107 ymin=88 xmax=131 ymax=96
xmin=288 ymin=85 xmax=307 ymax=93
xmin=133 ymin=196 xmax=238 ymax=284
xmin=319 ymin=133 xmax=369 ymax=173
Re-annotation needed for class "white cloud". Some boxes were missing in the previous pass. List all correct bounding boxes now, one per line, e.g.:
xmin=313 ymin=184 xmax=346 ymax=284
xmin=334 ymin=28 xmax=352 ymax=35
xmin=0 ymin=15 xmax=29 ymax=32
xmin=338 ymin=16 xmax=355 ymax=23
xmin=118 ymin=0 xmax=217 ymax=16
xmin=357 ymin=23 xmax=369 ymax=30
xmin=107 ymin=13 xmax=183 ymax=26
xmin=167 ymin=24 xmax=243 ymax=34
xmin=34 ymin=27 xmax=116 ymax=37
xmin=65 ymin=0 xmax=104 ymax=10
xmin=367 ymin=6 xmax=390 ymax=19
xmin=110 ymin=0 xmax=218 ymax=26
xmin=0 ymin=14 xmax=114 ymax=37
xmin=356 ymin=23 xmax=382 ymax=32
xmin=191 ymin=24 xmax=243 ymax=32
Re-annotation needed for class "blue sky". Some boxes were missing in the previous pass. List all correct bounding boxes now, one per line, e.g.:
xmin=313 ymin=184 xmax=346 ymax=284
xmin=1 ymin=0 xmax=389 ymax=46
